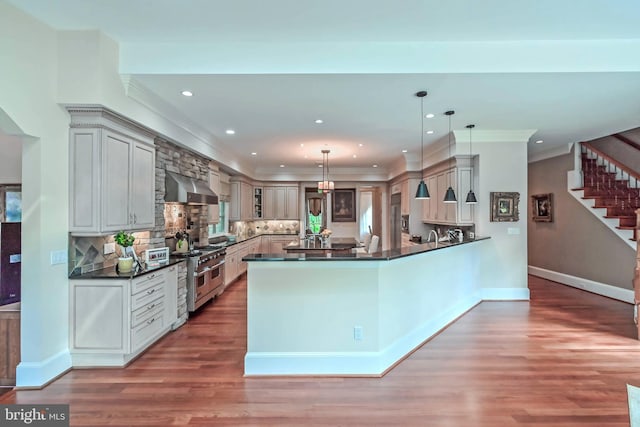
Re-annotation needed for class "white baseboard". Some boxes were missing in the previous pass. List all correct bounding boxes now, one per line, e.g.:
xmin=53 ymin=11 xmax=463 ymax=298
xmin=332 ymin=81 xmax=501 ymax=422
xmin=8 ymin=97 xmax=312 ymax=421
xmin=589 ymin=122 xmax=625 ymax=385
xmin=480 ymin=287 xmax=530 ymax=301
xmin=528 ymin=266 xmax=633 ymax=304
xmin=16 ymin=349 xmax=72 ymax=388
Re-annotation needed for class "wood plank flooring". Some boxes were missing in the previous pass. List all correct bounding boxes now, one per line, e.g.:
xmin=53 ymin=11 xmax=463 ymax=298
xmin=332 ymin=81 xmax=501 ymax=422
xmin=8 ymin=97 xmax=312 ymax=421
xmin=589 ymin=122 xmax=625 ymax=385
xmin=2 ymin=275 xmax=640 ymax=426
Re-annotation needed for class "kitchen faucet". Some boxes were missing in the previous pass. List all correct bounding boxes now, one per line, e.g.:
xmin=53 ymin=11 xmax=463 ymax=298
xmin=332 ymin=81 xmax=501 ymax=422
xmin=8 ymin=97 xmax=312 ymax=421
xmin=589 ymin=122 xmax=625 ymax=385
xmin=428 ymin=230 xmax=438 ymax=247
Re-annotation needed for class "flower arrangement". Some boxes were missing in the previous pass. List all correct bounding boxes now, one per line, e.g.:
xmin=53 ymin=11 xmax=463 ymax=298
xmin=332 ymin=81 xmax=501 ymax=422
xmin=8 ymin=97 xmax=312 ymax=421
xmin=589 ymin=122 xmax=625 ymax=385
xmin=320 ymin=229 xmax=332 ymax=238
xmin=114 ymin=231 xmax=135 ymax=257
xmin=114 ymin=230 xmax=135 ymax=247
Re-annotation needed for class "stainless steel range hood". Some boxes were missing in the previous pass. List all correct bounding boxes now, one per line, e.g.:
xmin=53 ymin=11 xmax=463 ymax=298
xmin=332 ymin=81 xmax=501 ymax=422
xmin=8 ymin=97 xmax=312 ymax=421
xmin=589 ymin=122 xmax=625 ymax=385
xmin=165 ymin=171 xmax=218 ymax=205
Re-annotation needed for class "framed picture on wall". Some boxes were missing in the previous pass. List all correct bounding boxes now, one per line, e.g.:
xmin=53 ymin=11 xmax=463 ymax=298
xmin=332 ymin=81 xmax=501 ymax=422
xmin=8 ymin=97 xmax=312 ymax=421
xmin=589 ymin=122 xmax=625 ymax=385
xmin=332 ymin=188 xmax=356 ymax=222
xmin=532 ymin=193 xmax=553 ymax=222
xmin=490 ymin=192 xmax=520 ymax=222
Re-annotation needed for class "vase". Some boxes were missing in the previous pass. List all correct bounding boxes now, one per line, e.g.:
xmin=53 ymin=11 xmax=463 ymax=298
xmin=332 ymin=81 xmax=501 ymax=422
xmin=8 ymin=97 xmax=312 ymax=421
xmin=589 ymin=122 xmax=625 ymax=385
xmin=117 ymin=257 xmax=134 ymax=273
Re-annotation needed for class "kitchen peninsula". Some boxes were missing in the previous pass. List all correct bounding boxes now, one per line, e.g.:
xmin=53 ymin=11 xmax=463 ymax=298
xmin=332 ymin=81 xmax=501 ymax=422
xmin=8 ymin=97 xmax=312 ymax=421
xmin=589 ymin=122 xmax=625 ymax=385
xmin=243 ymin=237 xmax=493 ymax=377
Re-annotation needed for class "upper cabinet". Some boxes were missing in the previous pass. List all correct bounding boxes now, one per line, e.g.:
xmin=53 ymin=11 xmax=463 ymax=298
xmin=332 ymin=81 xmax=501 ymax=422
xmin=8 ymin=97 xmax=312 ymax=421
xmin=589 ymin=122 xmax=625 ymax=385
xmin=421 ymin=164 xmax=474 ymax=226
xmin=229 ymin=179 xmax=254 ymax=221
xmin=263 ymin=185 xmax=299 ymax=220
xmin=68 ymin=107 xmax=155 ymax=235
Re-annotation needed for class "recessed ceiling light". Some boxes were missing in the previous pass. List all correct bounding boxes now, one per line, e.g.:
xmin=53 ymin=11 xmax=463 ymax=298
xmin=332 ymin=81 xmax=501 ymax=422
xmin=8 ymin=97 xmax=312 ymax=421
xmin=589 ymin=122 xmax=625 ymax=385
xmin=373 ymin=164 xmax=378 ymax=168
xmin=535 ymin=140 xmax=544 ymax=144
xmin=304 ymin=155 xmax=308 ymax=159
xmin=280 ymin=164 xmax=285 ymax=168
xmin=300 ymin=143 xmax=304 ymax=147
xmin=181 ymin=90 xmax=193 ymax=97
xmin=426 ymin=130 xmax=434 ymax=134
xmin=402 ymin=149 xmax=408 ymax=153
xmin=251 ymin=152 xmax=257 ymax=156
xmin=358 ymin=143 xmax=363 ymax=147
xmin=225 ymin=129 xmax=235 ymax=135
xmin=425 ymin=113 xmax=434 ymax=119
xmin=353 ymin=154 xmax=357 ymax=158
xmin=315 ymin=119 xmax=324 ymax=124
xmin=318 ymin=164 xmax=323 ymax=168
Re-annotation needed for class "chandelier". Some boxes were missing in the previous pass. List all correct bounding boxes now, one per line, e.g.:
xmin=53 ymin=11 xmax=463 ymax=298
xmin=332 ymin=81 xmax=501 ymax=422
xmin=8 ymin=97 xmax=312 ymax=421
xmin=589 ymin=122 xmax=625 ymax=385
xmin=317 ymin=149 xmax=335 ymax=193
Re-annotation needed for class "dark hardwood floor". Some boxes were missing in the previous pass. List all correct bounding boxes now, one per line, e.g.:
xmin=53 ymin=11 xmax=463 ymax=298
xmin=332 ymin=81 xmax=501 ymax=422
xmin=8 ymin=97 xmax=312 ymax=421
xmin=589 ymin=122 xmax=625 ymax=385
xmin=2 ymin=275 xmax=640 ymax=426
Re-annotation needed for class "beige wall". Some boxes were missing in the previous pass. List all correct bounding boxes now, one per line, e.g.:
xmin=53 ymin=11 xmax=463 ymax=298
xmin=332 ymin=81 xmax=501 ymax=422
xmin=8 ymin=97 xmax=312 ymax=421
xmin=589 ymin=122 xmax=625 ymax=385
xmin=528 ymin=151 xmax=635 ymax=289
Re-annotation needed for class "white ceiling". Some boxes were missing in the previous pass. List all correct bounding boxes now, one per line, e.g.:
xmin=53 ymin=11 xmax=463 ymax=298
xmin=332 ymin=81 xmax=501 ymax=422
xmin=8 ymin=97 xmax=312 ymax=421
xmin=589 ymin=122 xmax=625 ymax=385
xmin=9 ymin=0 xmax=640 ymax=175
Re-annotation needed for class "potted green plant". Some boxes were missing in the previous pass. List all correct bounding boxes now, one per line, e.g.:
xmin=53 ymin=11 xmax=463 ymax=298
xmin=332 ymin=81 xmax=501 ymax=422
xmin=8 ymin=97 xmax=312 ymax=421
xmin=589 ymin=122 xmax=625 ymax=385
xmin=114 ymin=231 xmax=135 ymax=273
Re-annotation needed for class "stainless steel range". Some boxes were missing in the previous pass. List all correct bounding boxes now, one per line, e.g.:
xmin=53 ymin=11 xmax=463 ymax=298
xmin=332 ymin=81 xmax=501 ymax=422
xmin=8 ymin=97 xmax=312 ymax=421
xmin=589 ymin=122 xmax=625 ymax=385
xmin=174 ymin=248 xmax=226 ymax=312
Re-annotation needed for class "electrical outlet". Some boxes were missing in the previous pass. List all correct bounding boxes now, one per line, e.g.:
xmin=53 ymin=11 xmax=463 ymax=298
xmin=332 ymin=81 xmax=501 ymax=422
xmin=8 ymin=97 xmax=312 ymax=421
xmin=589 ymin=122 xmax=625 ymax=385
xmin=469 ymin=231 xmax=475 ymax=239
xmin=104 ymin=242 xmax=116 ymax=254
xmin=354 ymin=326 xmax=363 ymax=341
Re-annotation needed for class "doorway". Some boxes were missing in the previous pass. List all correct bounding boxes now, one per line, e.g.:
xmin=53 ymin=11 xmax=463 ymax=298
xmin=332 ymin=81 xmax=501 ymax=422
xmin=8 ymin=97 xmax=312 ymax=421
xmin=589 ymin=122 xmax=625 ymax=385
xmin=0 ymin=110 xmax=24 ymax=389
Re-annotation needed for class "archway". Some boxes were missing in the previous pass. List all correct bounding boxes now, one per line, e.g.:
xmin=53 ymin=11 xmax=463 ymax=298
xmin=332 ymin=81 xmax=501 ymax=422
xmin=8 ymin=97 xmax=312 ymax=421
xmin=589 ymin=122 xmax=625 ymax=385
xmin=0 ymin=107 xmax=27 ymax=390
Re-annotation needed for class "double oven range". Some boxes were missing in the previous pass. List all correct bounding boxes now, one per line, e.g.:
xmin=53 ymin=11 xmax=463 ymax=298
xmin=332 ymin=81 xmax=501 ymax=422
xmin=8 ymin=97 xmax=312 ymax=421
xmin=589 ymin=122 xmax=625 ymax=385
xmin=174 ymin=246 xmax=226 ymax=312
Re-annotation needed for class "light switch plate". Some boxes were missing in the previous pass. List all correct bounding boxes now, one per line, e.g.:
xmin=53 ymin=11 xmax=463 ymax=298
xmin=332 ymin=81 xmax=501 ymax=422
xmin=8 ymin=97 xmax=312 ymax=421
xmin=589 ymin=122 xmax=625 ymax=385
xmin=50 ymin=250 xmax=68 ymax=265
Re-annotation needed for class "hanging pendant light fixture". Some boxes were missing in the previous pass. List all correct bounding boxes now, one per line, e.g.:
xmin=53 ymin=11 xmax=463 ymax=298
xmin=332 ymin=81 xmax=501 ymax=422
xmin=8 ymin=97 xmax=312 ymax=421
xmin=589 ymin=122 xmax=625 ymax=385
xmin=443 ymin=110 xmax=457 ymax=203
xmin=415 ymin=91 xmax=430 ymax=199
xmin=465 ymin=124 xmax=478 ymax=204
xmin=317 ymin=149 xmax=334 ymax=194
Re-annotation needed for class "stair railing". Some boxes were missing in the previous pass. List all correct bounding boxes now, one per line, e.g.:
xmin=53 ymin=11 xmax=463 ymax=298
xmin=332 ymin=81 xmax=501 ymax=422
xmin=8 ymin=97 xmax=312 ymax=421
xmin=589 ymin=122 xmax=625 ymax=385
xmin=582 ymin=142 xmax=640 ymax=190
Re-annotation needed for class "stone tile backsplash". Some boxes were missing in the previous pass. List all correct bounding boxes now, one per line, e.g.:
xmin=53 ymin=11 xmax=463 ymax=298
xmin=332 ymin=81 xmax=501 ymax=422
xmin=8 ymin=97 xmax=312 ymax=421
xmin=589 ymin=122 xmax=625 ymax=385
xmin=230 ymin=220 xmax=300 ymax=240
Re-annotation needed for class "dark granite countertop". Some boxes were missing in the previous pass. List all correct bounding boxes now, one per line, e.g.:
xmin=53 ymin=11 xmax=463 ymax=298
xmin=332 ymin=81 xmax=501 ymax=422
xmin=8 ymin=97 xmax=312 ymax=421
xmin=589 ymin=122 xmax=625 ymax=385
xmin=206 ymin=232 xmax=299 ymax=250
xmin=285 ymin=237 xmax=360 ymax=251
xmin=243 ymin=236 xmax=490 ymax=262
xmin=69 ymin=258 xmax=186 ymax=280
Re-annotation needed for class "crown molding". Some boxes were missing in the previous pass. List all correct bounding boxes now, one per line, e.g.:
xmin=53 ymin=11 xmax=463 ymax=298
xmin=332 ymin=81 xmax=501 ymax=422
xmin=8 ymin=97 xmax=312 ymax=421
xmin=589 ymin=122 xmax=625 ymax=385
xmin=528 ymin=142 xmax=572 ymax=163
xmin=120 ymin=75 xmax=254 ymax=175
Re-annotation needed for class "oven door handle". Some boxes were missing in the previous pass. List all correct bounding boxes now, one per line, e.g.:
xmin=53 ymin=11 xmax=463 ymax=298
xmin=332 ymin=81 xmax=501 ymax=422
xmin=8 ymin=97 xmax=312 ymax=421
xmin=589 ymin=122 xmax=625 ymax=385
xmin=210 ymin=260 xmax=225 ymax=269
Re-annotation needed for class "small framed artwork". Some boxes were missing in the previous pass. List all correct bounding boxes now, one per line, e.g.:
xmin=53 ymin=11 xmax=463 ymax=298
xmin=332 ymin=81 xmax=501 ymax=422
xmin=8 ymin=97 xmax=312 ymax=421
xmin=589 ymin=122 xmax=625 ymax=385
xmin=332 ymin=188 xmax=356 ymax=222
xmin=490 ymin=192 xmax=520 ymax=222
xmin=532 ymin=193 xmax=553 ymax=222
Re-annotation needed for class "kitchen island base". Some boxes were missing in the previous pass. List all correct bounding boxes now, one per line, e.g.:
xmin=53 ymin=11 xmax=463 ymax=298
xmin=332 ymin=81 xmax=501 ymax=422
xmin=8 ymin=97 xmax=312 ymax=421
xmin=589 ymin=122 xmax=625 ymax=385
xmin=245 ymin=238 xmax=529 ymax=376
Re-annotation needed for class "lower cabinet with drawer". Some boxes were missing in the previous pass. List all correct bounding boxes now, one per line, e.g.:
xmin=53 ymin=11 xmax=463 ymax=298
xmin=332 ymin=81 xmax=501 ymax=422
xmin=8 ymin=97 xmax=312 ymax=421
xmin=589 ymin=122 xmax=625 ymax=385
xmin=69 ymin=265 xmax=177 ymax=367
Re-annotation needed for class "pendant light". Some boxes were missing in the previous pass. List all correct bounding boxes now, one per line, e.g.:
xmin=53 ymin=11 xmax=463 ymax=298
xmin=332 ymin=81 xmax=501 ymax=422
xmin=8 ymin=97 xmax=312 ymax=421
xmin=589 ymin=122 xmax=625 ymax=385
xmin=443 ymin=110 xmax=457 ymax=203
xmin=317 ymin=149 xmax=334 ymax=194
xmin=415 ymin=91 xmax=430 ymax=199
xmin=465 ymin=124 xmax=478 ymax=204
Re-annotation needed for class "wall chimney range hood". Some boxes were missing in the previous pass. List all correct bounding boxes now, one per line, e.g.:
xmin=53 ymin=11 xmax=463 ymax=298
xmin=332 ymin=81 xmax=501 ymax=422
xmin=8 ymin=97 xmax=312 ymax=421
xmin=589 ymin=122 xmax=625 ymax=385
xmin=165 ymin=171 xmax=218 ymax=205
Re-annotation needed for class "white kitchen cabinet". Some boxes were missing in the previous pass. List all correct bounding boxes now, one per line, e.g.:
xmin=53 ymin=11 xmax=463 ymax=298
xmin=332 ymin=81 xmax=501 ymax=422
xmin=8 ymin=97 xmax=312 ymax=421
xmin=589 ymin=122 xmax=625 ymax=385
xmin=421 ymin=175 xmax=438 ymax=222
xmin=263 ymin=186 xmax=299 ymax=220
xmin=401 ymin=180 xmax=410 ymax=215
xmin=208 ymin=170 xmax=220 ymax=224
xmin=68 ymin=108 xmax=155 ymax=235
xmin=268 ymin=235 xmax=298 ymax=253
xmin=229 ymin=179 xmax=254 ymax=221
xmin=69 ymin=265 xmax=177 ymax=367
xmin=224 ymin=244 xmax=239 ymax=286
xmin=421 ymin=166 xmax=474 ymax=226
xmin=224 ymin=236 xmax=280 ymax=287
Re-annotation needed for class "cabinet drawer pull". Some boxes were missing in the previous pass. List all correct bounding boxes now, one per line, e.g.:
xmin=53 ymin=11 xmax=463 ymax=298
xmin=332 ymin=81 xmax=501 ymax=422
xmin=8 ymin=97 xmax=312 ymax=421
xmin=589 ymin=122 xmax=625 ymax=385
xmin=146 ymin=303 xmax=155 ymax=310
xmin=146 ymin=289 xmax=155 ymax=295
xmin=147 ymin=317 xmax=155 ymax=325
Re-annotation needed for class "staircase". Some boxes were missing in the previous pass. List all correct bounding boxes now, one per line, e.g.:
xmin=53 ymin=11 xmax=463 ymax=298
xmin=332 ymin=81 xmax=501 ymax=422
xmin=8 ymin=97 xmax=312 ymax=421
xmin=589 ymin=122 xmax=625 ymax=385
xmin=568 ymin=141 xmax=639 ymax=250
